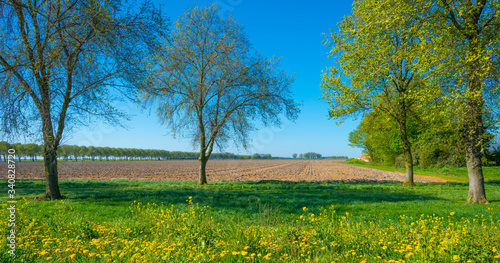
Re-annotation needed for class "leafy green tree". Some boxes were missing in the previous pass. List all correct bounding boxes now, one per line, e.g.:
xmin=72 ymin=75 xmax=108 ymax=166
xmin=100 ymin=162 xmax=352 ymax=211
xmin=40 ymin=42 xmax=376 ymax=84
xmin=58 ymin=145 xmax=72 ymax=161
xmin=0 ymin=0 xmax=168 ymax=199
xmin=24 ymin=143 xmax=41 ymax=161
xmin=303 ymin=152 xmax=322 ymax=159
xmin=427 ymin=0 xmax=500 ymax=203
xmin=292 ymin=153 xmax=297 ymax=159
xmin=72 ymin=145 xmax=81 ymax=161
xmin=321 ymin=0 xmax=434 ymax=186
xmin=102 ymin=147 xmax=111 ymax=161
xmin=14 ymin=143 xmax=23 ymax=162
xmin=348 ymin=127 xmax=374 ymax=161
xmin=94 ymin=147 xmax=103 ymax=161
xmin=143 ymin=5 xmax=300 ymax=184
xmin=0 ymin=141 xmax=11 ymax=161
xmin=87 ymin=146 xmax=97 ymax=161
xmin=79 ymin=146 xmax=88 ymax=161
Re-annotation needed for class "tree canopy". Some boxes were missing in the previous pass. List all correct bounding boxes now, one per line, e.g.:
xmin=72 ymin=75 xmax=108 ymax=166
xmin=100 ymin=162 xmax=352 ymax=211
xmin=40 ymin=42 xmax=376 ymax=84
xmin=327 ymin=0 xmax=500 ymax=202
xmin=321 ymin=0 xmax=435 ymax=186
xmin=0 ymin=0 xmax=168 ymax=199
xmin=142 ymin=5 xmax=300 ymax=184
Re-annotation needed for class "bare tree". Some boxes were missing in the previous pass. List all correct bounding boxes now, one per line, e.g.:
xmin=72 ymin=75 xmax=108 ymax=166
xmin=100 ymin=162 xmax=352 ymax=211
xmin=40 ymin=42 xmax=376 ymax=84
xmin=0 ymin=0 xmax=168 ymax=199
xmin=143 ymin=5 xmax=300 ymax=185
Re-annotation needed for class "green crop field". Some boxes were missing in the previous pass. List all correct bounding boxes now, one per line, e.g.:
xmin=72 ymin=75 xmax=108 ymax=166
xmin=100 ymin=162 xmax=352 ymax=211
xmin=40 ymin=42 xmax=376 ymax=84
xmin=2 ymin=176 xmax=500 ymax=262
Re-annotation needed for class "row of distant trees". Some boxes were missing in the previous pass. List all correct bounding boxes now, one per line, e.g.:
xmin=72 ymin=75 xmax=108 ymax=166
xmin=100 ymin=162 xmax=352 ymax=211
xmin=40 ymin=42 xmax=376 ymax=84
xmin=251 ymin=153 xmax=273 ymax=160
xmin=291 ymin=152 xmax=344 ymax=159
xmin=0 ymin=142 xmax=275 ymax=162
xmin=0 ymin=141 xmax=343 ymax=162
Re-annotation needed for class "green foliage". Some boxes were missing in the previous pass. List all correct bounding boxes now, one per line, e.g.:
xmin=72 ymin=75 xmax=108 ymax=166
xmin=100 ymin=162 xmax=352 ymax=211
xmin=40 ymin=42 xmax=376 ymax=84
xmin=345 ymin=158 xmax=367 ymax=165
xmin=251 ymin=153 xmax=273 ymax=160
xmin=1 ymin=142 xmax=264 ymax=161
xmin=346 ymin=161 xmax=500 ymax=183
xmin=302 ymin=152 xmax=322 ymax=159
xmin=321 ymin=0 xmax=442 ymax=184
xmin=349 ymin=101 xmax=499 ymax=169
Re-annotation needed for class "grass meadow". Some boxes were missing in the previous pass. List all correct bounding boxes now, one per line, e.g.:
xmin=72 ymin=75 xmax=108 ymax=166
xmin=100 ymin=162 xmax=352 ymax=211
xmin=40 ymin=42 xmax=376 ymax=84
xmin=1 ymin=167 xmax=500 ymax=262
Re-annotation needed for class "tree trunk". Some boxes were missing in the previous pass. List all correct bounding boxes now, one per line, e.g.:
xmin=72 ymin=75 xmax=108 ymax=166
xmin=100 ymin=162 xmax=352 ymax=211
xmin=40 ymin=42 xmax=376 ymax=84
xmin=466 ymin=143 xmax=488 ymax=204
xmin=397 ymin=101 xmax=415 ymax=186
xmin=463 ymin=30 xmax=488 ymax=204
xmin=464 ymin=78 xmax=488 ymax=204
xmin=199 ymin=156 xmax=208 ymax=185
xmin=400 ymin=129 xmax=415 ymax=186
xmin=43 ymin=146 xmax=62 ymax=200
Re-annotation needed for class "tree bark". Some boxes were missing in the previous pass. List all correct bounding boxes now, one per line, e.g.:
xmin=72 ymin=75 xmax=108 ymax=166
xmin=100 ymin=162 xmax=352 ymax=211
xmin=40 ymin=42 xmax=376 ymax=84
xmin=41 ymin=102 xmax=63 ymax=200
xmin=439 ymin=0 xmax=489 ymax=204
xmin=396 ymin=96 xmax=415 ymax=186
xmin=464 ymin=59 xmax=488 ymax=204
xmin=466 ymin=140 xmax=488 ymax=204
xmin=464 ymin=26 xmax=489 ymax=203
xmin=399 ymin=120 xmax=415 ymax=186
xmin=43 ymin=145 xmax=62 ymax=200
xmin=199 ymin=156 xmax=208 ymax=185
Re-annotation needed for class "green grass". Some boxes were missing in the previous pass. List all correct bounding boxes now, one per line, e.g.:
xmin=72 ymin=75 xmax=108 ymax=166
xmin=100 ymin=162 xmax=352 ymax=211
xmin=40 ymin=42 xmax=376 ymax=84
xmin=345 ymin=161 xmax=500 ymax=183
xmin=9 ymin=179 xmax=500 ymax=220
xmin=2 ymin=179 xmax=500 ymax=262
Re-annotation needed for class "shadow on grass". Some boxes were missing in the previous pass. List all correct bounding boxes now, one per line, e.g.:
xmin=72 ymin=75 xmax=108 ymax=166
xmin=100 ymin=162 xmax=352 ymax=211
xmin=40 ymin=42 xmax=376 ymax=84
xmin=15 ymin=179 xmax=442 ymax=215
xmin=486 ymin=180 xmax=500 ymax=186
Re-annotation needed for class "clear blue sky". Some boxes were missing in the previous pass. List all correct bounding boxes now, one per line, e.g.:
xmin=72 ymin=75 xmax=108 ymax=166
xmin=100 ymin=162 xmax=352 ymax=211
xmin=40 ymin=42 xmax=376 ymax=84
xmin=67 ymin=0 xmax=363 ymax=158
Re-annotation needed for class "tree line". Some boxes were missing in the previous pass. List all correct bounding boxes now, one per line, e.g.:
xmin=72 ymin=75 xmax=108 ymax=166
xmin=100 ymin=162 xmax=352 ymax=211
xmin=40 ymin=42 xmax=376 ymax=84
xmin=348 ymin=112 xmax=500 ymax=168
xmin=0 ymin=142 xmax=275 ymax=162
xmin=321 ymin=0 xmax=499 ymax=203
xmin=292 ymin=152 xmax=329 ymax=159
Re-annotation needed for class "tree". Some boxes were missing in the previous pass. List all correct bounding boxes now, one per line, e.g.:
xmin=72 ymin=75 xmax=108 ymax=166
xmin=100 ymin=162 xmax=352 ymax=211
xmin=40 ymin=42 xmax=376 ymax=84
xmin=303 ymin=152 xmax=322 ymax=159
xmin=102 ymin=147 xmax=111 ymax=161
xmin=58 ymin=145 xmax=71 ymax=161
xmin=25 ymin=143 xmax=40 ymax=161
xmin=143 ymin=5 xmax=300 ymax=185
xmin=292 ymin=153 xmax=297 ymax=159
xmin=89 ymin=146 xmax=100 ymax=161
xmin=348 ymin=126 xmax=374 ymax=161
xmin=321 ymin=0 xmax=434 ymax=186
xmin=14 ymin=143 xmax=24 ymax=161
xmin=429 ymin=0 xmax=500 ymax=203
xmin=79 ymin=146 xmax=88 ymax=161
xmin=0 ymin=141 xmax=10 ymax=161
xmin=0 ymin=0 xmax=168 ymax=199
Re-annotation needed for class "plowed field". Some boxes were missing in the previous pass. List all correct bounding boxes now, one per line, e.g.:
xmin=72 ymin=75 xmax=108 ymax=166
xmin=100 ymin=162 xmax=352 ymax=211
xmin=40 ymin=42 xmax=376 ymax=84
xmin=1 ymin=160 xmax=448 ymax=183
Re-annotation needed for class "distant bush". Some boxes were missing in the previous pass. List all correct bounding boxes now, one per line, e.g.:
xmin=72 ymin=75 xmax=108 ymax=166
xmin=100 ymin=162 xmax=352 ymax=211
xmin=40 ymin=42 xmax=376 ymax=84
xmin=346 ymin=158 xmax=367 ymax=165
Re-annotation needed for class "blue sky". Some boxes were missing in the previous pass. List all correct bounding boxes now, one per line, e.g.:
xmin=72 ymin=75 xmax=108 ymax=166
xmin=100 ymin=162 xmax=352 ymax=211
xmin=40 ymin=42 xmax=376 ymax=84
xmin=68 ymin=0 xmax=363 ymax=158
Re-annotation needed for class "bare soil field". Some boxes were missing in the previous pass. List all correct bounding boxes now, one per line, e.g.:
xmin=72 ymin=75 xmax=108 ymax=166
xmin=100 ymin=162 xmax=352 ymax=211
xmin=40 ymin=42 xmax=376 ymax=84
xmin=1 ymin=160 xmax=448 ymax=183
